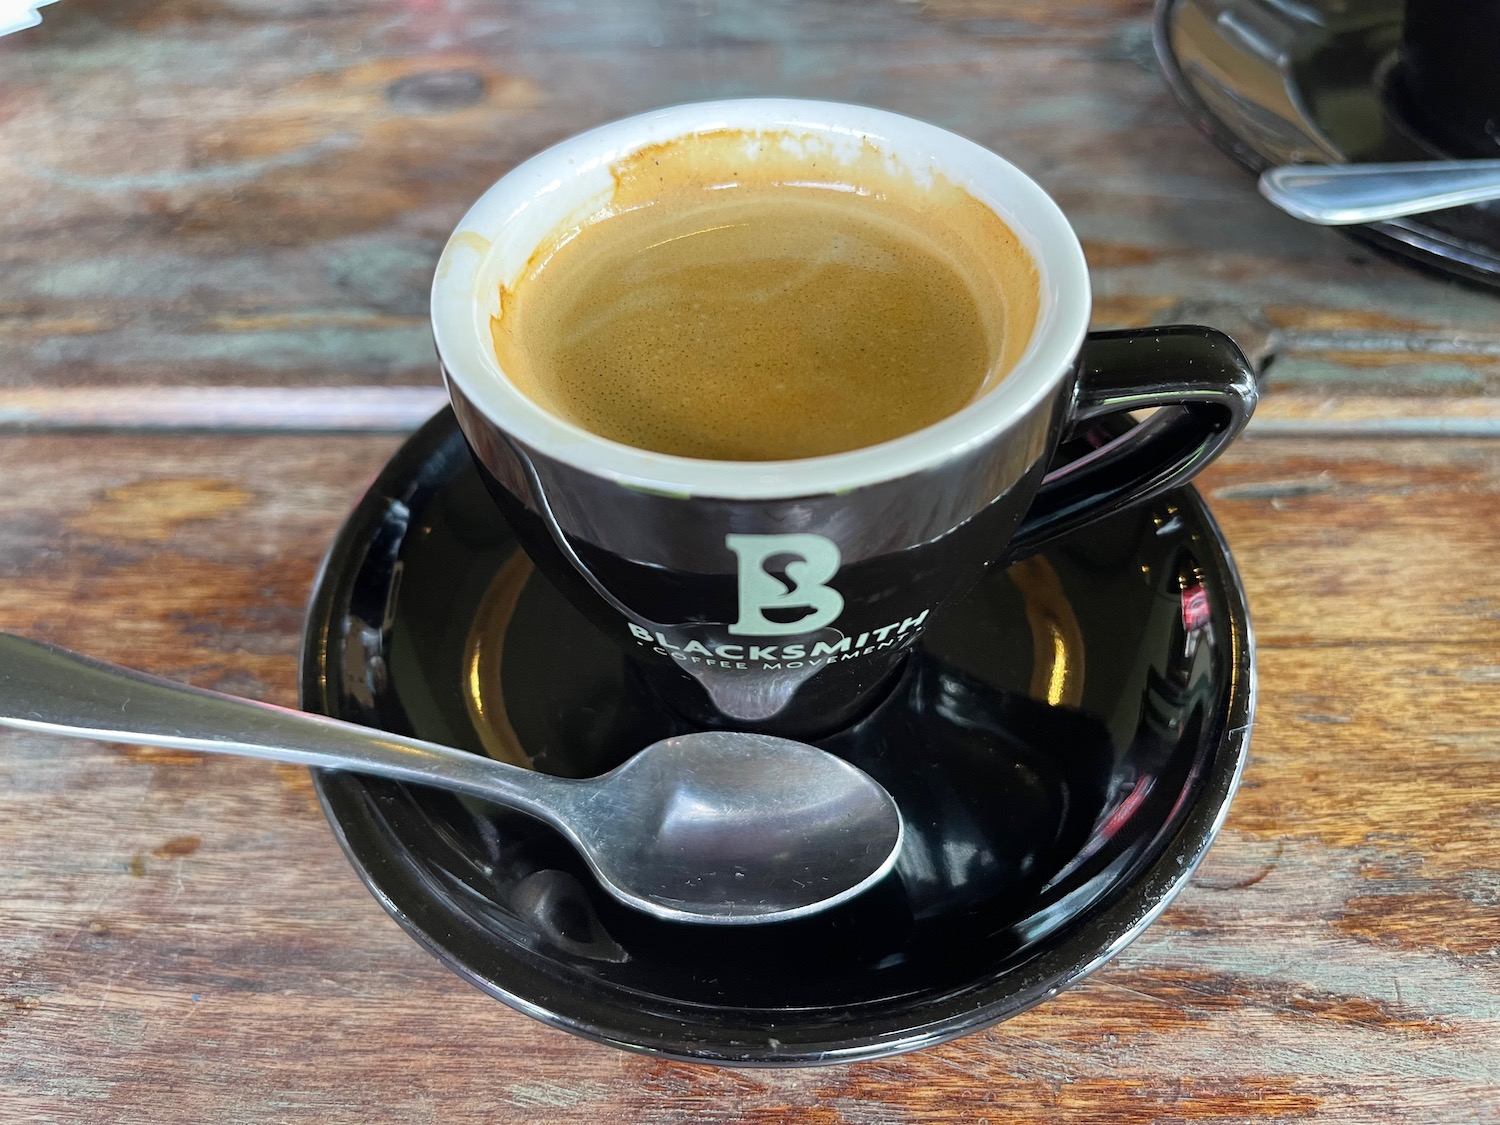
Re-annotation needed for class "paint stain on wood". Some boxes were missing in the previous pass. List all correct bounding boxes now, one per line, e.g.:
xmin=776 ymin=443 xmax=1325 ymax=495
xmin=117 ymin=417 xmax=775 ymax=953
xmin=1088 ymin=294 xmax=1180 ymax=329
xmin=68 ymin=479 xmax=253 ymax=540
xmin=1279 ymin=992 xmax=1458 ymax=1036
xmin=1339 ymin=892 xmax=1500 ymax=957
xmin=385 ymin=71 xmax=488 ymax=112
xmin=830 ymin=1065 xmax=1324 ymax=1122
xmin=1052 ymin=1077 xmax=1324 ymax=1122
xmin=1193 ymin=837 xmax=1284 ymax=890
xmin=1212 ymin=478 xmax=1335 ymax=501
xmin=1103 ymin=969 xmax=1457 ymax=1036
xmin=1079 ymin=239 xmax=1160 ymax=267
xmin=270 ymin=762 xmax=316 ymax=796
xmin=151 ymin=835 xmax=200 ymax=858
xmin=1263 ymin=305 xmax=1434 ymax=333
xmin=127 ymin=854 xmax=147 ymax=877
xmin=115 ymin=744 xmax=206 ymax=767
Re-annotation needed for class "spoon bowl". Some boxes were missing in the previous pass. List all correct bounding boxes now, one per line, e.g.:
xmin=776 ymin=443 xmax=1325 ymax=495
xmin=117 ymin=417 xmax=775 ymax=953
xmin=575 ymin=732 xmax=904 ymax=921
xmin=0 ymin=633 xmax=902 ymax=924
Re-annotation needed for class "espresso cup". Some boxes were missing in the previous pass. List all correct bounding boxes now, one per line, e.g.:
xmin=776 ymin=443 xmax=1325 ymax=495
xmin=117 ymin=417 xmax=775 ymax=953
xmin=432 ymin=99 xmax=1256 ymax=738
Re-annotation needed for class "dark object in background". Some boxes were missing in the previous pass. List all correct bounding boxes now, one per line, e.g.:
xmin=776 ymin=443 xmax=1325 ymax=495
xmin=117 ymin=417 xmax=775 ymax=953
xmin=1390 ymin=0 xmax=1500 ymax=158
xmin=1154 ymin=0 xmax=1500 ymax=290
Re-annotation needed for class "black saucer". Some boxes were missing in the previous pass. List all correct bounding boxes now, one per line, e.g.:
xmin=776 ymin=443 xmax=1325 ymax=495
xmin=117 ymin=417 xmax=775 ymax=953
xmin=1155 ymin=0 xmax=1500 ymax=289
xmin=300 ymin=410 xmax=1253 ymax=1065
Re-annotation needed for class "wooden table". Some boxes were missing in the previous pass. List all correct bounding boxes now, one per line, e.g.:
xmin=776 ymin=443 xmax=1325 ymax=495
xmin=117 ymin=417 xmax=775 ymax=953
xmin=2 ymin=2 xmax=1497 ymax=1120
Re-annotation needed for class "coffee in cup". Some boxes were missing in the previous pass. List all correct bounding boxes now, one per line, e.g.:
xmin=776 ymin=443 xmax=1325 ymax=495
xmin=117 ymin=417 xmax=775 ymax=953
xmin=491 ymin=130 xmax=1039 ymax=461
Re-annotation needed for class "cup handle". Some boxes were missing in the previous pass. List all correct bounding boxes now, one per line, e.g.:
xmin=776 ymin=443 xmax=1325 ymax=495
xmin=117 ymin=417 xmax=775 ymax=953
xmin=1005 ymin=325 xmax=1258 ymax=559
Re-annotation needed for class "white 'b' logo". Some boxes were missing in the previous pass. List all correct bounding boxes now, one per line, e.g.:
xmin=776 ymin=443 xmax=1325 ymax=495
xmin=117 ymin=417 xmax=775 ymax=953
xmin=725 ymin=533 xmax=844 ymax=636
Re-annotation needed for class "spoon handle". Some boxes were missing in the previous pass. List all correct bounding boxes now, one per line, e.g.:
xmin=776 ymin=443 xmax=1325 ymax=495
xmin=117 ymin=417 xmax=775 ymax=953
xmin=0 ymin=633 xmax=574 ymax=821
xmin=1258 ymin=160 xmax=1500 ymax=224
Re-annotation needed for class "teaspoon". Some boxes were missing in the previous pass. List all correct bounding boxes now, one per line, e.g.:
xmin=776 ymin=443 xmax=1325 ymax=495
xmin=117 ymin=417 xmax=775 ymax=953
xmin=0 ymin=633 xmax=903 ymax=924
xmin=1258 ymin=160 xmax=1500 ymax=224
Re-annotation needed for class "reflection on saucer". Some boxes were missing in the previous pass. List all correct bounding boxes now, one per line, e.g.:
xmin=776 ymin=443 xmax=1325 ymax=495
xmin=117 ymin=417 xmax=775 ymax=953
xmin=463 ymin=545 xmax=1087 ymax=767
xmin=1007 ymin=554 xmax=1084 ymax=708
xmin=463 ymin=551 xmax=534 ymax=769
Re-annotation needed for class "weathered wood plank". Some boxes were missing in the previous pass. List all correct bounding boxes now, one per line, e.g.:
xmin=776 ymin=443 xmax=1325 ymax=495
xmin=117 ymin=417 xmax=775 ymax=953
xmin=1 ymin=432 xmax=1495 ymax=660
xmin=0 ymin=385 xmax=448 ymax=431
xmin=2 ymin=0 xmax=1496 ymax=404
xmin=0 ymin=432 xmax=1496 ymax=1122
xmin=1204 ymin=436 xmax=1500 ymax=648
xmin=0 ymin=434 xmax=402 ymax=694
xmin=2 ymin=385 xmax=1496 ymax=435
xmin=1249 ymin=394 xmax=1500 ymax=436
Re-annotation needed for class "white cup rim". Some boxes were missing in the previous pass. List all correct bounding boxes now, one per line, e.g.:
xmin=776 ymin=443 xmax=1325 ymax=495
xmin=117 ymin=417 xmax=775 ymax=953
xmin=431 ymin=98 xmax=1091 ymax=500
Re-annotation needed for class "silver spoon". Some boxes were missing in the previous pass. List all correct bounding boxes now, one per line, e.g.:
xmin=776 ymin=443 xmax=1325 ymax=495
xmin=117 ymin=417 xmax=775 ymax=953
xmin=1258 ymin=160 xmax=1500 ymax=224
xmin=0 ymin=633 xmax=902 ymax=924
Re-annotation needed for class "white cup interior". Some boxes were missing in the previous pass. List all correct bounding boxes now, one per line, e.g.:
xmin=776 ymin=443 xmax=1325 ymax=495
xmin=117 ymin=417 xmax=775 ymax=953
xmin=431 ymin=98 xmax=1091 ymax=500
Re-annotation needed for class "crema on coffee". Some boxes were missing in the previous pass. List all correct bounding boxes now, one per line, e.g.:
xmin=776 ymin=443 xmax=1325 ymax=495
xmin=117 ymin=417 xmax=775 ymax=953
xmin=492 ymin=130 xmax=1039 ymax=461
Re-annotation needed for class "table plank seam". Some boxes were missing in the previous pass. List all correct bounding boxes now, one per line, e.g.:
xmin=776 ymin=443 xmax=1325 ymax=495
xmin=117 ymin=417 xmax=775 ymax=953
xmin=2 ymin=387 xmax=1499 ymax=437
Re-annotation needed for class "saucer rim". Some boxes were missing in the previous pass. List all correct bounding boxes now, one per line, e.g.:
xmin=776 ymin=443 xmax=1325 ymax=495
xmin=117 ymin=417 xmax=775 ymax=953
xmin=300 ymin=408 xmax=1255 ymax=1066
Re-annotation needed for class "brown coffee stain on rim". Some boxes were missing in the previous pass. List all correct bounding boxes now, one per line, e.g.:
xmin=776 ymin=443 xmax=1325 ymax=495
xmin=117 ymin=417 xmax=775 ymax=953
xmin=461 ymin=550 xmax=536 ymax=768
xmin=1009 ymin=556 xmax=1085 ymax=708
xmin=439 ymin=229 xmax=492 ymax=282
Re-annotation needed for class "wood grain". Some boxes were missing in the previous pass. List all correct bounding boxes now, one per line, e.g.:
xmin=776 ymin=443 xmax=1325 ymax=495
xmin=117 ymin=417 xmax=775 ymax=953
xmin=2 ymin=0 xmax=1497 ymax=405
xmin=1 ymin=433 xmax=1496 ymax=1123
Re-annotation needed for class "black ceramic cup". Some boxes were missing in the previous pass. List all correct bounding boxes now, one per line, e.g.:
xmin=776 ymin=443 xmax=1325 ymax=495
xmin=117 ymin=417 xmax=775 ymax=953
xmin=432 ymin=100 xmax=1256 ymax=738
xmin=1390 ymin=0 xmax=1500 ymax=157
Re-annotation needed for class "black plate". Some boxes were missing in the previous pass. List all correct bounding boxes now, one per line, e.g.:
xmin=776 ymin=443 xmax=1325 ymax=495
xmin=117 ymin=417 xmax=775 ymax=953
xmin=1155 ymin=0 xmax=1500 ymax=289
xmin=300 ymin=410 xmax=1253 ymax=1066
